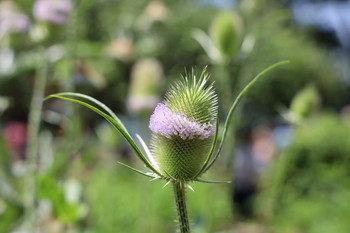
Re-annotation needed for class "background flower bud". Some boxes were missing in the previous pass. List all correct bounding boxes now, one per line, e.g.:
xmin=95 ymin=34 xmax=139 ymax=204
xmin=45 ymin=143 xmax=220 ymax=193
xmin=210 ymin=12 xmax=243 ymax=60
xmin=290 ymin=84 xmax=320 ymax=119
xmin=127 ymin=58 xmax=164 ymax=113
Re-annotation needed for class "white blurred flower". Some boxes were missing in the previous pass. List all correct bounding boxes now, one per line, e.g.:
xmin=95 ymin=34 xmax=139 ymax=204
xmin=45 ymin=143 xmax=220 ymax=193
xmin=33 ymin=0 xmax=73 ymax=25
xmin=0 ymin=47 xmax=15 ymax=75
xmin=29 ymin=23 xmax=49 ymax=42
xmin=64 ymin=179 xmax=82 ymax=204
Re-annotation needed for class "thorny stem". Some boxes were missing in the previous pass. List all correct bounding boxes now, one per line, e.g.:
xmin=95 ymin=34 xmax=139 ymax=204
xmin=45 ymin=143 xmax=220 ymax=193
xmin=24 ymin=47 xmax=48 ymax=232
xmin=173 ymin=181 xmax=191 ymax=233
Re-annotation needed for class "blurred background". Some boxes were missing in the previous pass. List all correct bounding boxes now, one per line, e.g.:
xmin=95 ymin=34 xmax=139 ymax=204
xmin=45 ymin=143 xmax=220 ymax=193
xmin=0 ymin=0 xmax=350 ymax=232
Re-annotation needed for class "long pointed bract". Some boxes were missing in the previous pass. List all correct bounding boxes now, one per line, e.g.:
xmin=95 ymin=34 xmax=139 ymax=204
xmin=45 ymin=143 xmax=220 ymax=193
xmin=196 ymin=179 xmax=231 ymax=184
xmin=136 ymin=134 xmax=159 ymax=171
xmin=46 ymin=92 xmax=127 ymax=130
xmin=203 ymin=60 xmax=290 ymax=173
xmin=117 ymin=162 xmax=157 ymax=178
xmin=46 ymin=94 xmax=162 ymax=177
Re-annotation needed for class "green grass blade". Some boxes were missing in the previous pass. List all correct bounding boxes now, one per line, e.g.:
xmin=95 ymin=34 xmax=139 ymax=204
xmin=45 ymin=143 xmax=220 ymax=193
xmin=46 ymin=94 xmax=162 ymax=177
xmin=204 ymin=60 xmax=290 ymax=172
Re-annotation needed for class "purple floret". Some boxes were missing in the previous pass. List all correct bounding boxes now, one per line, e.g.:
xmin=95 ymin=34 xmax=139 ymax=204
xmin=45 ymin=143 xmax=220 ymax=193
xmin=149 ymin=103 xmax=215 ymax=140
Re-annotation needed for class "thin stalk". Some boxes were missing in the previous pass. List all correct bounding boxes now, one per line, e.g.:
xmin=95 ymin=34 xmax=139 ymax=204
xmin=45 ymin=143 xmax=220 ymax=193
xmin=56 ymin=0 xmax=82 ymax=176
xmin=24 ymin=47 xmax=48 ymax=232
xmin=173 ymin=181 xmax=190 ymax=233
xmin=218 ymin=63 xmax=236 ymax=172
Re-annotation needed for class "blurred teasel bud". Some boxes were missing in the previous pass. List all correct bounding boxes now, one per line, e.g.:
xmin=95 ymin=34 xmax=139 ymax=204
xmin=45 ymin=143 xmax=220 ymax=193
xmin=149 ymin=68 xmax=218 ymax=181
xmin=210 ymin=12 xmax=243 ymax=61
xmin=290 ymin=84 xmax=319 ymax=120
xmin=127 ymin=58 xmax=164 ymax=113
xmin=241 ymin=0 xmax=262 ymax=15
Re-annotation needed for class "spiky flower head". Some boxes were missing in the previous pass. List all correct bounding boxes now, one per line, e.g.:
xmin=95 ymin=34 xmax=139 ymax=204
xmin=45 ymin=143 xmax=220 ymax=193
xmin=149 ymin=68 xmax=218 ymax=181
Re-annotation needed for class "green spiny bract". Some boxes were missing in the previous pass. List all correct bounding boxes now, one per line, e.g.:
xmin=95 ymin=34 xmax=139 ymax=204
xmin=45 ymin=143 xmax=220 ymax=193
xmin=149 ymin=69 xmax=218 ymax=181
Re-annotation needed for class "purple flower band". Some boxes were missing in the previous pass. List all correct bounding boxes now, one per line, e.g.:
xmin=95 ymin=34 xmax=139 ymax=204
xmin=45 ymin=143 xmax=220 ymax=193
xmin=149 ymin=103 xmax=215 ymax=140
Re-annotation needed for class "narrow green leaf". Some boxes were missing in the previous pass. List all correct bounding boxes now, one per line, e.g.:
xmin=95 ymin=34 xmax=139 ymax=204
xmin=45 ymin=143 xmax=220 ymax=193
xmin=204 ymin=60 xmax=290 ymax=172
xmin=46 ymin=94 xmax=162 ymax=177
xmin=117 ymin=162 xmax=157 ymax=178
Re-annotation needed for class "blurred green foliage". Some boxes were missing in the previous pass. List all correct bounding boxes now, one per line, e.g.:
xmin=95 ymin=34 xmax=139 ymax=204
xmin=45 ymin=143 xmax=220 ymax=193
xmin=239 ymin=11 xmax=344 ymax=123
xmin=85 ymin=163 xmax=232 ymax=233
xmin=37 ymin=175 xmax=81 ymax=224
xmin=258 ymin=114 xmax=350 ymax=233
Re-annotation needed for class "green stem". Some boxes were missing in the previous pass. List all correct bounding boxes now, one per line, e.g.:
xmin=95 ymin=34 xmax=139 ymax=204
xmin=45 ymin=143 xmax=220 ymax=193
xmin=173 ymin=181 xmax=191 ymax=233
xmin=24 ymin=47 xmax=48 ymax=232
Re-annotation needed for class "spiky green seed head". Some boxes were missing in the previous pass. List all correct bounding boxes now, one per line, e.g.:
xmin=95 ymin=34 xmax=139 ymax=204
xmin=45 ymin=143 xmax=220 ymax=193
xmin=149 ymin=69 xmax=218 ymax=181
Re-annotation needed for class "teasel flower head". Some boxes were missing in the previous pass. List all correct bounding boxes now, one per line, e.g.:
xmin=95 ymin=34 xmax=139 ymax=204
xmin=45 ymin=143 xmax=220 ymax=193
xmin=149 ymin=69 xmax=218 ymax=180
xmin=46 ymin=61 xmax=288 ymax=233
xmin=47 ymin=61 xmax=288 ymax=185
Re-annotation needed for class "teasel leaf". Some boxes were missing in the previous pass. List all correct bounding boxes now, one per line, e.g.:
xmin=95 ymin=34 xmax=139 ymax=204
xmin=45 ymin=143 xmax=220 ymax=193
xmin=203 ymin=60 xmax=290 ymax=173
xmin=45 ymin=93 xmax=162 ymax=177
